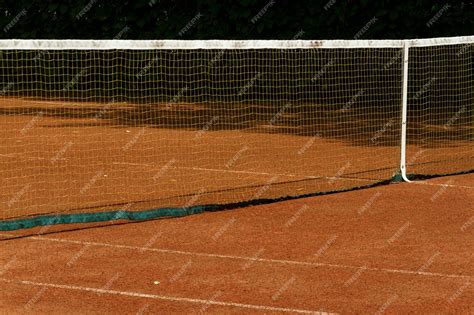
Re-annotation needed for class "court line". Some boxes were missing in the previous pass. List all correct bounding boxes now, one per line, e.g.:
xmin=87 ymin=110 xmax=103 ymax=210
xmin=111 ymin=162 xmax=375 ymax=183
xmin=410 ymin=181 xmax=474 ymax=189
xmin=0 ymin=156 xmax=374 ymax=183
xmin=18 ymin=235 xmax=472 ymax=280
xmin=113 ymin=161 xmax=303 ymax=177
xmin=0 ymin=278 xmax=334 ymax=315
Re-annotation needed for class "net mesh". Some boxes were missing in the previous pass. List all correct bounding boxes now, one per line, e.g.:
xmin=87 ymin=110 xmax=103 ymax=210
xmin=0 ymin=38 xmax=472 ymax=230
xmin=406 ymin=43 xmax=474 ymax=176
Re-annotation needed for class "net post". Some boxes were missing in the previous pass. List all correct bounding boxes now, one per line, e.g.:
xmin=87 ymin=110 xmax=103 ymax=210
xmin=399 ymin=41 xmax=411 ymax=182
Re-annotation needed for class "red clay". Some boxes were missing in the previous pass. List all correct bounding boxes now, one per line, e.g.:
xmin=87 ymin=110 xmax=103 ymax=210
xmin=1 ymin=174 xmax=473 ymax=314
xmin=1 ymin=98 xmax=472 ymax=313
xmin=3 ymin=97 xmax=471 ymax=221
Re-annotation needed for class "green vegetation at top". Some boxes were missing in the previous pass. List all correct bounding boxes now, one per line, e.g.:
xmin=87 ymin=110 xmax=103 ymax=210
xmin=0 ymin=0 xmax=473 ymax=39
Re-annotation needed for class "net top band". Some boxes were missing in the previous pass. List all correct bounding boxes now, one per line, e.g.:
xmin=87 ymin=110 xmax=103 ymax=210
xmin=0 ymin=36 xmax=473 ymax=50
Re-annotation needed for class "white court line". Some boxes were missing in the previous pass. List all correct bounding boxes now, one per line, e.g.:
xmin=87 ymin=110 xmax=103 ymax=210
xmin=410 ymin=181 xmax=474 ymax=189
xmin=12 ymin=235 xmax=471 ymax=280
xmin=0 ymin=155 xmax=48 ymax=161
xmin=0 ymin=155 xmax=379 ymax=184
xmin=111 ymin=162 xmax=374 ymax=183
xmin=14 ymin=99 xmax=87 ymax=106
xmin=0 ymin=278 xmax=334 ymax=315
xmin=175 ymin=165 xmax=314 ymax=179
xmin=112 ymin=161 xmax=314 ymax=178
xmin=0 ymin=153 xmax=48 ymax=160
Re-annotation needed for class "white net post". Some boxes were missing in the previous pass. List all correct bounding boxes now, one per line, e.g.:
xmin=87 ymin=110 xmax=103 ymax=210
xmin=400 ymin=41 xmax=411 ymax=182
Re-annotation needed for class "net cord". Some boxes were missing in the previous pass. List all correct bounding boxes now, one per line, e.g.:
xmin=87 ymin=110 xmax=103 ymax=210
xmin=0 ymin=36 xmax=473 ymax=50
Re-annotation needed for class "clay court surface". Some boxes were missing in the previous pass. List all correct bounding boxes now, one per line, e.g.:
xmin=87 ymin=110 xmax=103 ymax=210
xmin=0 ymin=97 xmax=471 ymax=218
xmin=0 ymin=97 xmax=473 ymax=313
xmin=1 ymin=173 xmax=473 ymax=314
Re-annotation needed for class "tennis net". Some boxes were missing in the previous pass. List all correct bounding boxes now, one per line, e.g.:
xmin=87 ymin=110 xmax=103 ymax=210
xmin=0 ymin=37 xmax=472 ymax=231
